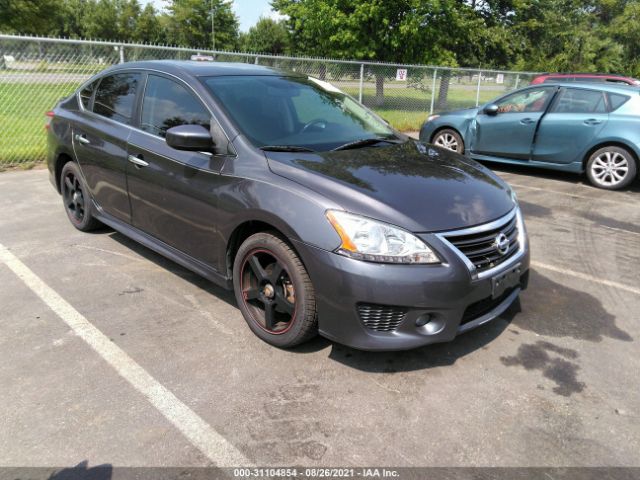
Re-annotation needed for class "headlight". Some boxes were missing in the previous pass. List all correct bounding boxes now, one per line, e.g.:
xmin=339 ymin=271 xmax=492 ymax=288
xmin=426 ymin=114 xmax=440 ymax=122
xmin=326 ymin=210 xmax=441 ymax=264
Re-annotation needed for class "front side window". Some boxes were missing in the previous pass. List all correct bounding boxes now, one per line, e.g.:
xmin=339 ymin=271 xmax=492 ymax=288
xmin=496 ymin=87 xmax=553 ymax=113
xmin=93 ymin=73 xmax=140 ymax=125
xmin=140 ymin=75 xmax=210 ymax=138
xmin=551 ymin=88 xmax=607 ymax=113
xmin=202 ymin=75 xmax=396 ymax=151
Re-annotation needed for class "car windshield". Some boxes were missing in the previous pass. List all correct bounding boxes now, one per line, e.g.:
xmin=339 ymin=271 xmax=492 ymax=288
xmin=202 ymin=75 xmax=399 ymax=151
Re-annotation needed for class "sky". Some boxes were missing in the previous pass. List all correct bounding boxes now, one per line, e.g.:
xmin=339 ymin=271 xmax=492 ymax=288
xmin=142 ymin=0 xmax=281 ymax=32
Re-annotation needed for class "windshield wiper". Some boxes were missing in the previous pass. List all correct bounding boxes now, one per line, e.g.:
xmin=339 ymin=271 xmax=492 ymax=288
xmin=332 ymin=137 xmax=402 ymax=151
xmin=260 ymin=145 xmax=316 ymax=152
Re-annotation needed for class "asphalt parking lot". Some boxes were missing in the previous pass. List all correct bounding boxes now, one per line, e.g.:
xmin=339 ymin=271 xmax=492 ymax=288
xmin=1 ymin=165 xmax=639 ymax=469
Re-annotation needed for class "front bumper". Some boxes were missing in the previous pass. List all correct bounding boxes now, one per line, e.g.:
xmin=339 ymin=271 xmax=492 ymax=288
xmin=292 ymin=212 xmax=530 ymax=351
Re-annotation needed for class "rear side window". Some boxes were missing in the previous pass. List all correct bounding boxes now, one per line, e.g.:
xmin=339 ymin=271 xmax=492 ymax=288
xmin=140 ymin=75 xmax=210 ymax=138
xmin=608 ymin=93 xmax=630 ymax=111
xmin=93 ymin=73 xmax=141 ymax=125
xmin=79 ymin=80 xmax=97 ymax=109
xmin=551 ymin=88 xmax=606 ymax=113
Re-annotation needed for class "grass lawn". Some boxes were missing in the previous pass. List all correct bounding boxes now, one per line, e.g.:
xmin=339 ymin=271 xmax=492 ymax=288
xmin=0 ymin=80 xmax=504 ymax=168
xmin=343 ymin=86 xmax=502 ymax=131
xmin=0 ymin=82 xmax=80 ymax=169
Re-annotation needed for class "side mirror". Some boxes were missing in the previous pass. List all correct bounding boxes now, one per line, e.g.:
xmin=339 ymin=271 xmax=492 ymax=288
xmin=484 ymin=103 xmax=499 ymax=116
xmin=166 ymin=124 xmax=214 ymax=152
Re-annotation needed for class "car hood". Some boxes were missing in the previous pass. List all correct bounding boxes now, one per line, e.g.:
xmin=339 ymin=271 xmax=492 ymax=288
xmin=265 ymin=140 xmax=515 ymax=232
xmin=442 ymin=107 xmax=479 ymax=118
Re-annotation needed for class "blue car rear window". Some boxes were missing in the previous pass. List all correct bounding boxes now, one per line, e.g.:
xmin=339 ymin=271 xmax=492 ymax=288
xmin=608 ymin=93 xmax=630 ymax=112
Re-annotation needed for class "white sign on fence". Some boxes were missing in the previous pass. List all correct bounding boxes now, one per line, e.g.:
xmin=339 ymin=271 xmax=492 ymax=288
xmin=496 ymin=73 xmax=504 ymax=84
xmin=396 ymin=68 xmax=407 ymax=81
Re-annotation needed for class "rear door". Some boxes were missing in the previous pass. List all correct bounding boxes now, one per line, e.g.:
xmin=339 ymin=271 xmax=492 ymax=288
xmin=533 ymin=87 xmax=609 ymax=165
xmin=470 ymin=86 xmax=556 ymax=161
xmin=73 ymin=72 xmax=141 ymax=222
xmin=126 ymin=73 xmax=227 ymax=267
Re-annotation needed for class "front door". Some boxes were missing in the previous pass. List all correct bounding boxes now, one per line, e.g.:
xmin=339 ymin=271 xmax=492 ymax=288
xmin=471 ymin=86 xmax=556 ymax=160
xmin=126 ymin=73 xmax=228 ymax=268
xmin=533 ymin=87 xmax=609 ymax=165
xmin=73 ymin=72 xmax=141 ymax=222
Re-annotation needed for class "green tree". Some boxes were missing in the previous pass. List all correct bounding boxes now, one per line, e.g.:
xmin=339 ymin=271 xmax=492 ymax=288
xmin=166 ymin=0 xmax=239 ymax=49
xmin=134 ymin=3 xmax=165 ymax=44
xmin=601 ymin=1 xmax=640 ymax=76
xmin=118 ymin=0 xmax=142 ymax=41
xmin=82 ymin=0 xmax=120 ymax=40
xmin=240 ymin=17 xmax=290 ymax=54
xmin=0 ymin=0 xmax=60 ymax=35
xmin=54 ymin=0 xmax=90 ymax=38
xmin=272 ymin=0 xmax=491 ymax=105
xmin=507 ymin=0 xmax=623 ymax=73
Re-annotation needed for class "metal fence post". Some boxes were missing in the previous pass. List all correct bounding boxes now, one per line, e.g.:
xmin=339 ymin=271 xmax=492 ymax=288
xmin=255 ymin=56 xmax=259 ymax=65
xmin=515 ymin=74 xmax=520 ymax=90
xmin=358 ymin=63 xmax=364 ymax=103
xmin=430 ymin=68 xmax=437 ymax=114
xmin=475 ymin=71 xmax=482 ymax=107
xmin=119 ymin=45 xmax=125 ymax=64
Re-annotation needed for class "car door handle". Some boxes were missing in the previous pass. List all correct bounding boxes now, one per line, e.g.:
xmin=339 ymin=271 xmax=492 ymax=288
xmin=584 ymin=118 xmax=603 ymax=125
xmin=520 ymin=118 xmax=536 ymax=125
xmin=128 ymin=154 xmax=149 ymax=168
xmin=74 ymin=134 xmax=90 ymax=145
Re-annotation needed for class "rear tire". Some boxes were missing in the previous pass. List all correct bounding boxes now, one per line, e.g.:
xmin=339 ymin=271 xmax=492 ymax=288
xmin=586 ymin=146 xmax=637 ymax=190
xmin=60 ymin=161 xmax=101 ymax=231
xmin=233 ymin=232 xmax=318 ymax=348
xmin=432 ymin=128 xmax=465 ymax=154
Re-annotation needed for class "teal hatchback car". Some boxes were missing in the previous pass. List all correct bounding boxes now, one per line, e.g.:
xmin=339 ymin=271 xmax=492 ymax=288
xmin=420 ymin=83 xmax=639 ymax=190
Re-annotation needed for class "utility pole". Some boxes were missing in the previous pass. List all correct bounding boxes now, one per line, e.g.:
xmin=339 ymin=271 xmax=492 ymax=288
xmin=211 ymin=0 xmax=216 ymax=51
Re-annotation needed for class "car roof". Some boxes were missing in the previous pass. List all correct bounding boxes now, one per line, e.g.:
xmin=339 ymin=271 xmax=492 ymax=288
xmin=530 ymin=82 xmax=639 ymax=94
xmin=537 ymin=72 xmax=634 ymax=78
xmin=104 ymin=60 xmax=303 ymax=78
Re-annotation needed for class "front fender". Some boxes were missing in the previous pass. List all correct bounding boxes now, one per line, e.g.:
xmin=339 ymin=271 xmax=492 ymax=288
xmin=215 ymin=175 xmax=342 ymax=273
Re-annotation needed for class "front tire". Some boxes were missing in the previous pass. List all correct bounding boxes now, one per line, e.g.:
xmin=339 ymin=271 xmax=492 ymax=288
xmin=432 ymin=128 xmax=465 ymax=154
xmin=586 ymin=146 xmax=637 ymax=190
xmin=233 ymin=232 xmax=318 ymax=348
xmin=60 ymin=161 xmax=101 ymax=231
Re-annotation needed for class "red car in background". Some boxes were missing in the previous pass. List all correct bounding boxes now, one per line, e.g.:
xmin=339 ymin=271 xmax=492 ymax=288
xmin=531 ymin=73 xmax=640 ymax=86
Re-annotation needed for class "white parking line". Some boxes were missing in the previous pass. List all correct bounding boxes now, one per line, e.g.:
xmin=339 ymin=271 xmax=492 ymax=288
xmin=532 ymin=261 xmax=640 ymax=296
xmin=0 ymin=243 xmax=251 ymax=467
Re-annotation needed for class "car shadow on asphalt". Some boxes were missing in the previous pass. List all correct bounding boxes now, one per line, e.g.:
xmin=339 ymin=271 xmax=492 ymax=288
xmin=107 ymin=231 xmax=238 ymax=308
xmin=103 ymin=228 xmax=508 ymax=360
xmin=100 ymin=228 xmax=632 ymax=372
xmin=47 ymin=460 xmax=112 ymax=480
xmin=485 ymin=161 xmax=640 ymax=193
xmin=101 ymin=229 xmax=522 ymax=361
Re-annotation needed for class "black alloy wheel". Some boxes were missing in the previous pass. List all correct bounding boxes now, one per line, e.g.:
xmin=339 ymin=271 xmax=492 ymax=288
xmin=60 ymin=161 xmax=101 ymax=231
xmin=233 ymin=232 xmax=317 ymax=347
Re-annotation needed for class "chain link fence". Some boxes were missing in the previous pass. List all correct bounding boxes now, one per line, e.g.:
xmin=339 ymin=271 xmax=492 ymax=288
xmin=0 ymin=34 xmax=539 ymax=168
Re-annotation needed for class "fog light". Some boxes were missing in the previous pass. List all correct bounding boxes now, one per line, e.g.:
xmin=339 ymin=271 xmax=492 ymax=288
xmin=416 ymin=314 xmax=445 ymax=335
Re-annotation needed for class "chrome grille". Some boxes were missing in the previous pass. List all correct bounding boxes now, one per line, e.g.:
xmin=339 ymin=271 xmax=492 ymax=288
xmin=357 ymin=303 xmax=407 ymax=332
xmin=444 ymin=211 xmax=520 ymax=274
